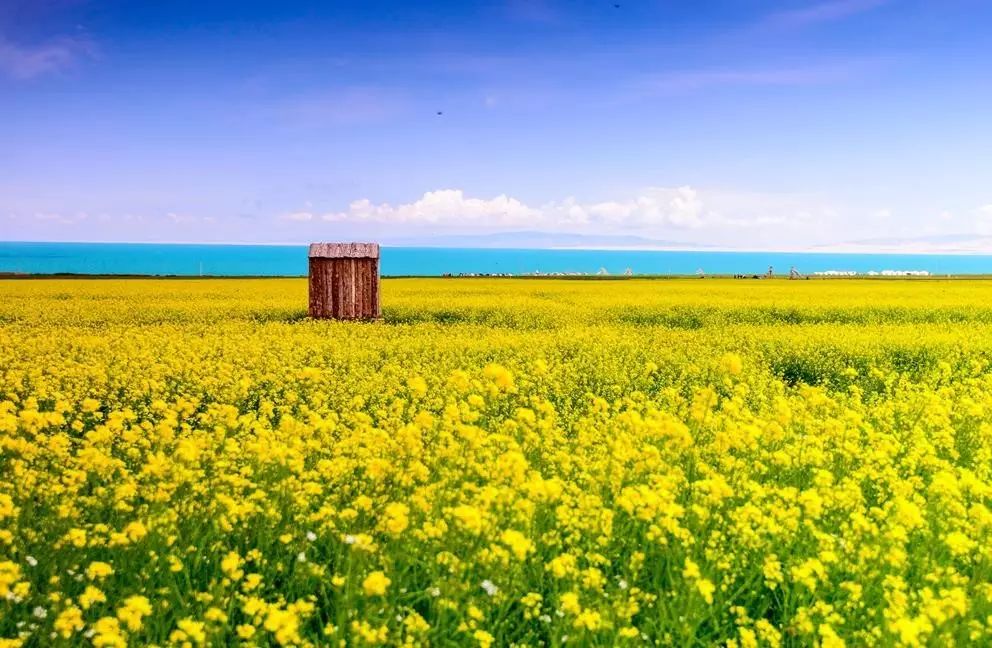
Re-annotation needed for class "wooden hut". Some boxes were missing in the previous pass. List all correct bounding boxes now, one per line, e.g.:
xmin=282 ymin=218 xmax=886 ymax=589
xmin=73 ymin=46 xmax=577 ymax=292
xmin=308 ymin=242 xmax=380 ymax=320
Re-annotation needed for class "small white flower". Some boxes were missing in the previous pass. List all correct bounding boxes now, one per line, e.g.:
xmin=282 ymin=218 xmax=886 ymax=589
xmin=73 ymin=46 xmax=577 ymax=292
xmin=618 ymin=579 xmax=628 ymax=590
xmin=481 ymin=580 xmax=498 ymax=596
xmin=32 ymin=606 xmax=47 ymax=619
xmin=428 ymin=587 xmax=441 ymax=597
xmin=296 ymin=552 xmax=307 ymax=563
xmin=306 ymin=531 xmax=317 ymax=542
xmin=539 ymin=614 xmax=551 ymax=624
xmin=343 ymin=534 xmax=356 ymax=545
xmin=25 ymin=556 xmax=37 ymax=567
xmin=84 ymin=629 xmax=96 ymax=639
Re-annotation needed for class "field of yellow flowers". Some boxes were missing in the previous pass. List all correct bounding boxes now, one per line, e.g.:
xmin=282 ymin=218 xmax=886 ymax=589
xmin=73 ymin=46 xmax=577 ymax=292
xmin=3 ymin=277 xmax=992 ymax=647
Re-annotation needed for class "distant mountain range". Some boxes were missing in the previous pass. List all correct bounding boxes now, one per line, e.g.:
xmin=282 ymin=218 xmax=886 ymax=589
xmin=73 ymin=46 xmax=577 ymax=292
xmin=378 ymin=231 xmax=992 ymax=254
xmin=811 ymin=234 xmax=992 ymax=255
xmin=380 ymin=231 xmax=716 ymax=250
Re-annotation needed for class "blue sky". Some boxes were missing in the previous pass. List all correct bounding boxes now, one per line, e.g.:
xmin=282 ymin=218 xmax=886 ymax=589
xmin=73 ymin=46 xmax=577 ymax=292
xmin=2 ymin=0 xmax=992 ymax=250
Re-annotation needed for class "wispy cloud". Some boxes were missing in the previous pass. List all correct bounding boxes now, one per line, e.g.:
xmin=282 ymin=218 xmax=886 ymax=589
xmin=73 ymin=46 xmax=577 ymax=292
xmin=632 ymin=58 xmax=887 ymax=94
xmin=761 ymin=0 xmax=892 ymax=29
xmin=284 ymin=86 xmax=409 ymax=126
xmin=30 ymin=210 xmax=89 ymax=224
xmin=0 ymin=34 xmax=94 ymax=79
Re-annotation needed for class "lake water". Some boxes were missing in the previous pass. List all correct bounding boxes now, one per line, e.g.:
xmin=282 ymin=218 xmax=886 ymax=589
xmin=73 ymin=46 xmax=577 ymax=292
xmin=2 ymin=241 xmax=992 ymax=277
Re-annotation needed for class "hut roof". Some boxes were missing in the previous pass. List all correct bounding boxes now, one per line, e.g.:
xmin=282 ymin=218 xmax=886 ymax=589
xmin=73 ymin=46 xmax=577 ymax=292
xmin=308 ymin=242 xmax=380 ymax=259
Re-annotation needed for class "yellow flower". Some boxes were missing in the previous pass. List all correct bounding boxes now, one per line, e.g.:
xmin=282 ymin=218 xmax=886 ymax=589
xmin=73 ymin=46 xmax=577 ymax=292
xmin=382 ymin=502 xmax=410 ymax=535
xmin=763 ymin=555 xmax=784 ymax=588
xmin=560 ymin=592 xmax=582 ymax=615
xmin=205 ymin=607 xmax=228 ymax=623
xmin=404 ymin=611 xmax=430 ymax=633
xmin=79 ymin=585 xmax=107 ymax=609
xmin=682 ymin=558 xmax=701 ymax=580
xmin=54 ymin=605 xmax=85 ymax=638
xmin=221 ymin=551 xmax=244 ymax=580
xmin=0 ymin=561 xmax=23 ymax=599
xmin=473 ymin=629 xmax=495 ymax=648
xmin=0 ymin=494 xmax=16 ymax=519
xmin=407 ymin=376 xmax=428 ymax=396
xmin=264 ymin=608 xmax=302 ymax=646
xmin=483 ymin=364 xmax=515 ymax=392
xmin=547 ymin=554 xmax=577 ymax=578
xmin=85 ymin=561 xmax=114 ymax=581
xmin=696 ymin=579 xmax=716 ymax=605
xmin=64 ymin=527 xmax=88 ymax=547
xmin=451 ymin=504 xmax=485 ymax=534
xmin=574 ymin=609 xmax=603 ymax=631
xmin=944 ymin=531 xmax=976 ymax=557
xmin=92 ymin=617 xmax=127 ymax=648
xmin=499 ymin=529 xmax=534 ymax=561
xmin=362 ymin=570 xmax=391 ymax=597
xmin=719 ymin=352 xmax=743 ymax=375
xmin=116 ymin=595 xmax=153 ymax=631
xmin=171 ymin=618 xmax=207 ymax=645
xmin=123 ymin=521 xmax=148 ymax=542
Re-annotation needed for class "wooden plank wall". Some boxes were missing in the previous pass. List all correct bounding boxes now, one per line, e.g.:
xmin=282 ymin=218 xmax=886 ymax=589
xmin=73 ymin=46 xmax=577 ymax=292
xmin=308 ymin=257 xmax=380 ymax=320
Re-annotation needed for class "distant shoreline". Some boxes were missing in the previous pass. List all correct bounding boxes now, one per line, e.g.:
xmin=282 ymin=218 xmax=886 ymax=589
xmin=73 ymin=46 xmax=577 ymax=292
xmin=5 ymin=273 xmax=992 ymax=281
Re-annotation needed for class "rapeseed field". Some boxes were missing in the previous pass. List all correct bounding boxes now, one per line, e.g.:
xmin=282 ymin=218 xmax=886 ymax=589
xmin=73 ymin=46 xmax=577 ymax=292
xmin=2 ymin=277 xmax=992 ymax=646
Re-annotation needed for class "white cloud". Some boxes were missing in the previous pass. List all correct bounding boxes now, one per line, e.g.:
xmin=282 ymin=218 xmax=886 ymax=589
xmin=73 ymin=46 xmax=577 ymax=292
xmin=285 ymin=186 xmax=824 ymax=235
xmin=313 ymin=190 xmax=540 ymax=227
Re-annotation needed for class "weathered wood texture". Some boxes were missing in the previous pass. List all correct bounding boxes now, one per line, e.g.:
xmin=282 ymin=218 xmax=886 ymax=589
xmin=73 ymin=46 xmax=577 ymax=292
xmin=308 ymin=242 xmax=380 ymax=259
xmin=308 ymin=243 xmax=380 ymax=320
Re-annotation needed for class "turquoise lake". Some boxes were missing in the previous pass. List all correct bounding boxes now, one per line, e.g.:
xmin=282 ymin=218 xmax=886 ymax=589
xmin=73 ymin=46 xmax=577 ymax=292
xmin=3 ymin=241 xmax=992 ymax=277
